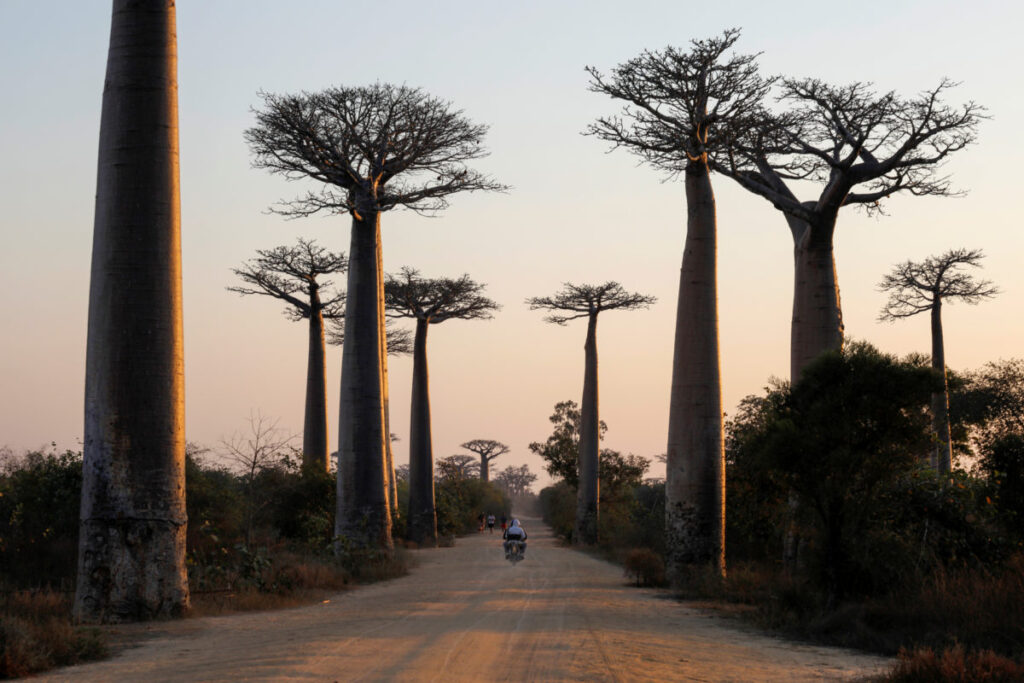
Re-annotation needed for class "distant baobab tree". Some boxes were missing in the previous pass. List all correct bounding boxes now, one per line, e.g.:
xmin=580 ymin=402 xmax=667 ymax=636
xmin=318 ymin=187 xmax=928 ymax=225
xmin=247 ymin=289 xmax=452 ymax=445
xmin=460 ymin=440 xmax=509 ymax=482
xmin=494 ymin=465 xmax=539 ymax=498
xmin=384 ymin=268 xmax=499 ymax=545
xmin=713 ymin=78 xmax=984 ymax=380
xmin=246 ymin=83 xmax=506 ymax=551
xmin=436 ymin=454 xmax=480 ymax=480
xmin=228 ymin=238 xmax=346 ymax=470
xmin=528 ymin=282 xmax=655 ymax=545
xmin=588 ymin=30 xmax=772 ymax=579
xmin=77 ymin=0 xmax=189 ymax=622
xmin=879 ymin=248 xmax=998 ymax=474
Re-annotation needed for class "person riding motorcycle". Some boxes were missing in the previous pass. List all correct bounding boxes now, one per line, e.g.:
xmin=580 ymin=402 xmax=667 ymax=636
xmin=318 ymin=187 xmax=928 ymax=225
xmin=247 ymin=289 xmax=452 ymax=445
xmin=503 ymin=518 xmax=527 ymax=559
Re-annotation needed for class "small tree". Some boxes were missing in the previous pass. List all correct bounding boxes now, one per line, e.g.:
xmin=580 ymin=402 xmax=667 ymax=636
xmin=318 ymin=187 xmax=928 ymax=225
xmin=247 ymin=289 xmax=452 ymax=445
xmin=384 ymin=268 xmax=499 ymax=545
xmin=528 ymin=399 xmax=607 ymax=487
xmin=528 ymin=282 xmax=654 ymax=544
xmin=246 ymin=83 xmax=505 ymax=551
xmin=879 ymin=248 xmax=998 ymax=474
xmin=460 ymin=440 xmax=509 ymax=482
xmin=588 ymin=29 xmax=771 ymax=578
xmin=219 ymin=411 xmax=296 ymax=546
xmin=228 ymin=238 xmax=346 ymax=470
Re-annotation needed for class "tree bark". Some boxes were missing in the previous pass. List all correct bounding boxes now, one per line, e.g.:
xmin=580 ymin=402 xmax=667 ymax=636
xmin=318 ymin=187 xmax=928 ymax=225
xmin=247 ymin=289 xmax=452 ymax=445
xmin=336 ymin=210 xmax=393 ymax=551
xmin=665 ymin=160 xmax=725 ymax=581
xmin=303 ymin=292 xmax=328 ymax=470
xmin=575 ymin=312 xmax=600 ymax=545
xmin=76 ymin=0 xmax=189 ymax=623
xmin=790 ymin=216 xmax=844 ymax=381
xmin=407 ymin=318 xmax=438 ymax=546
xmin=931 ymin=299 xmax=953 ymax=474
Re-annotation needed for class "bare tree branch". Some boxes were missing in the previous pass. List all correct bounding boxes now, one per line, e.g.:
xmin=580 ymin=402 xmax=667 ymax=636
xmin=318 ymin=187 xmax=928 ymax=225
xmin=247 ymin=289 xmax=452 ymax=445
xmin=384 ymin=267 xmax=500 ymax=324
xmin=246 ymin=84 xmax=509 ymax=218
xmin=878 ymin=248 xmax=999 ymax=321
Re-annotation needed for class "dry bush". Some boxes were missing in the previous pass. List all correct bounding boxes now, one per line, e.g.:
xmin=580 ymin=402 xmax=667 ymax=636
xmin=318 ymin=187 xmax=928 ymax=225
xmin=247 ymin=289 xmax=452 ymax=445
xmin=623 ymin=548 xmax=666 ymax=587
xmin=0 ymin=590 xmax=106 ymax=678
xmin=878 ymin=646 xmax=1024 ymax=682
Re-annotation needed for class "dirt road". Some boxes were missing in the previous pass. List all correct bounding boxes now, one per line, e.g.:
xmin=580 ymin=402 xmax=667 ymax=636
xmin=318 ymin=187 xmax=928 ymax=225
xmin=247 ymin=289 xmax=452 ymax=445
xmin=42 ymin=520 xmax=889 ymax=682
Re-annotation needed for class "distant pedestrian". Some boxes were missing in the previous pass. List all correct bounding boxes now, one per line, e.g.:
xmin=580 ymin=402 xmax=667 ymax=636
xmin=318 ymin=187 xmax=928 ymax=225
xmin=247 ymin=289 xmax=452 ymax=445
xmin=500 ymin=515 xmax=507 ymax=531
xmin=486 ymin=513 xmax=496 ymax=533
xmin=477 ymin=513 xmax=485 ymax=532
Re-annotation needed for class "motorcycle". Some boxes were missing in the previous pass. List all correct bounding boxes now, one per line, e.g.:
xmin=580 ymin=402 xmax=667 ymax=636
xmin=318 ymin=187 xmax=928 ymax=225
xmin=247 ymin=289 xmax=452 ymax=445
xmin=505 ymin=540 xmax=525 ymax=565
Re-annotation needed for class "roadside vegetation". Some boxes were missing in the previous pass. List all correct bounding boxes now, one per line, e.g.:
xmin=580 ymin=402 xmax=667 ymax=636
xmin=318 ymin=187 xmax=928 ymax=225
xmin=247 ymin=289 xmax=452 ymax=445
xmin=0 ymin=440 xmax=510 ymax=678
xmin=537 ymin=348 xmax=1024 ymax=679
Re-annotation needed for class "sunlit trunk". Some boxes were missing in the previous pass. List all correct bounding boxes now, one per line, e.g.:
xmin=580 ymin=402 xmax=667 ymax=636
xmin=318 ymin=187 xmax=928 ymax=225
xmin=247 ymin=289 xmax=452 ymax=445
xmin=407 ymin=318 xmax=438 ymax=546
xmin=378 ymin=233 xmax=397 ymax=520
xmin=76 ymin=0 xmax=189 ymax=623
xmin=790 ymin=217 xmax=844 ymax=381
xmin=931 ymin=299 xmax=953 ymax=475
xmin=336 ymin=209 xmax=393 ymax=551
xmin=303 ymin=293 xmax=328 ymax=470
xmin=665 ymin=160 xmax=725 ymax=581
xmin=575 ymin=312 xmax=600 ymax=545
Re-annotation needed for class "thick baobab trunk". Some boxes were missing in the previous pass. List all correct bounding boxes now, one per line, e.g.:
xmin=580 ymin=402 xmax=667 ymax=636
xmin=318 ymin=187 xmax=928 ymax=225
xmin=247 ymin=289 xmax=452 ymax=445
xmin=75 ymin=0 xmax=189 ymax=623
xmin=789 ymin=217 xmax=844 ymax=381
xmin=575 ymin=312 xmax=600 ymax=545
xmin=303 ymin=294 xmax=329 ymax=470
xmin=378 ymin=233 xmax=398 ymax=520
xmin=931 ymin=300 xmax=953 ymax=475
xmin=480 ymin=456 xmax=489 ymax=482
xmin=665 ymin=160 xmax=725 ymax=581
xmin=336 ymin=210 xmax=393 ymax=551
xmin=407 ymin=319 xmax=438 ymax=546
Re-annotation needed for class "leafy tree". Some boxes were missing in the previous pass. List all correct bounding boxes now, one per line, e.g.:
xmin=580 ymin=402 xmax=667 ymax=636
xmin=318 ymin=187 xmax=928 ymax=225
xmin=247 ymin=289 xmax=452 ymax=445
xmin=879 ymin=248 xmax=998 ymax=474
xmin=384 ymin=268 xmax=498 ymax=545
xmin=588 ymin=30 xmax=771 ymax=577
xmin=460 ymin=439 xmax=509 ymax=482
xmin=714 ymin=79 xmax=984 ymax=380
xmin=246 ymin=83 xmax=505 ymax=551
xmin=228 ymin=238 xmax=346 ymax=469
xmin=528 ymin=282 xmax=654 ymax=544
xmin=528 ymin=399 xmax=606 ymax=487
xmin=748 ymin=342 xmax=937 ymax=606
xmin=77 ymin=0 xmax=189 ymax=622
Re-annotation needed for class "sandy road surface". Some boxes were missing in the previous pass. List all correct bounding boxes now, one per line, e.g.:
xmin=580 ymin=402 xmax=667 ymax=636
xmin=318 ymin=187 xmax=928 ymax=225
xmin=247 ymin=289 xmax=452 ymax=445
xmin=42 ymin=519 xmax=889 ymax=682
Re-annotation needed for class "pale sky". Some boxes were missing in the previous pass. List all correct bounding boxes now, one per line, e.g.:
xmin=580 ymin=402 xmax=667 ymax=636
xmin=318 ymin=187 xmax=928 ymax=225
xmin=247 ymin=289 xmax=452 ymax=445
xmin=1 ymin=1 xmax=1021 ymax=487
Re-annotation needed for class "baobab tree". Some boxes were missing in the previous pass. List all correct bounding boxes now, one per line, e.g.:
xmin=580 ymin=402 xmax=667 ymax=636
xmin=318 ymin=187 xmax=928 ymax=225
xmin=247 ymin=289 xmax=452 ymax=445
xmin=228 ymin=238 xmax=346 ymax=470
xmin=436 ymin=454 xmax=479 ymax=480
xmin=246 ymin=84 xmax=505 ymax=551
xmin=494 ymin=464 xmax=539 ymax=498
xmin=384 ymin=268 xmax=499 ymax=545
xmin=879 ymin=248 xmax=998 ymax=474
xmin=588 ymin=30 xmax=772 ymax=578
xmin=329 ymin=320 xmax=413 ymax=520
xmin=76 ymin=0 xmax=189 ymax=622
xmin=460 ymin=440 xmax=509 ymax=482
xmin=713 ymin=78 xmax=984 ymax=379
xmin=528 ymin=282 xmax=655 ymax=545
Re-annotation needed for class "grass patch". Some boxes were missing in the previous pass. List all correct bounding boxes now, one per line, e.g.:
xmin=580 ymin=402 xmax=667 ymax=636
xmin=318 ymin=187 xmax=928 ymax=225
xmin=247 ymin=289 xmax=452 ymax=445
xmin=0 ymin=590 xmax=107 ymax=679
xmin=876 ymin=646 xmax=1024 ymax=682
